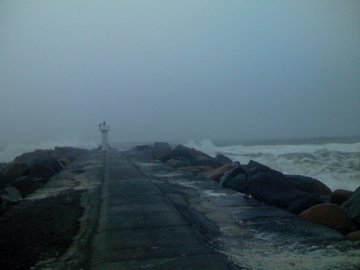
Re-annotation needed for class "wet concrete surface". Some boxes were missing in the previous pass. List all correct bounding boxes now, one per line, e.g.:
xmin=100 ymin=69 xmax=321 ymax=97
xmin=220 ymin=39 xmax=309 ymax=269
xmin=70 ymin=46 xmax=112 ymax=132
xmin=127 ymin=150 xmax=360 ymax=270
xmin=90 ymin=150 xmax=240 ymax=270
xmin=49 ymin=150 xmax=360 ymax=270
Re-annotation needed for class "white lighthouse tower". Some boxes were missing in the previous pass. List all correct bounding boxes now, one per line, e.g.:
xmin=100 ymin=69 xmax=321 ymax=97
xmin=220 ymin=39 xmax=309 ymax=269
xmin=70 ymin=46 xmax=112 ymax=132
xmin=98 ymin=121 xmax=111 ymax=151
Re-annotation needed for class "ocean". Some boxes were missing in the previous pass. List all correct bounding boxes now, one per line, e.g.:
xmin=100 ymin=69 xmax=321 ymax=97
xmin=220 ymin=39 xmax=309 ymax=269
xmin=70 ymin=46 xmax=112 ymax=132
xmin=185 ymin=137 xmax=360 ymax=192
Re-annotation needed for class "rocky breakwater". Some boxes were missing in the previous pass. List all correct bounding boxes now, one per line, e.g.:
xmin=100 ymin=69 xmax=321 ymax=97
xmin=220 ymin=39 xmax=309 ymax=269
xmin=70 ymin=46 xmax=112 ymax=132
xmin=0 ymin=146 xmax=104 ymax=270
xmin=152 ymin=144 xmax=360 ymax=241
xmin=0 ymin=146 xmax=88 ymax=209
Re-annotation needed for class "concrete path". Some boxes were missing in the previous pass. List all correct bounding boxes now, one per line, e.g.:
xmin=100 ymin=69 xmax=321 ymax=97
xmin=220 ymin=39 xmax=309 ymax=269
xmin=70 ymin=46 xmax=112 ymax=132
xmin=90 ymin=151 xmax=239 ymax=270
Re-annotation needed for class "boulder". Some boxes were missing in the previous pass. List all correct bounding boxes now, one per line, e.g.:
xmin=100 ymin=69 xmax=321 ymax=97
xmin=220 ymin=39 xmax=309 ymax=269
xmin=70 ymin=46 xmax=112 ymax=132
xmin=1 ymin=187 xmax=23 ymax=204
xmin=341 ymin=187 xmax=360 ymax=227
xmin=0 ymin=162 xmax=7 ymax=172
xmin=15 ymin=149 xmax=57 ymax=165
xmin=220 ymin=172 xmax=247 ymax=192
xmin=300 ymin=203 xmax=357 ymax=235
xmin=202 ymin=164 xmax=235 ymax=182
xmin=0 ymin=172 xmax=6 ymax=186
xmin=160 ymin=145 xmax=219 ymax=168
xmin=285 ymin=175 xmax=332 ymax=198
xmin=3 ymin=161 xmax=29 ymax=178
xmin=221 ymin=160 xmax=332 ymax=209
xmin=178 ymin=166 xmax=212 ymax=175
xmin=153 ymin=142 xmax=171 ymax=150
xmin=57 ymin=158 xmax=72 ymax=168
xmin=214 ymin=154 xmax=232 ymax=166
xmin=331 ymin=189 xmax=353 ymax=205
xmin=29 ymin=159 xmax=62 ymax=180
xmin=287 ymin=194 xmax=324 ymax=215
xmin=347 ymin=231 xmax=360 ymax=241
xmin=166 ymin=159 xmax=189 ymax=168
xmin=0 ymin=195 xmax=3 ymax=210
xmin=244 ymin=161 xmax=307 ymax=208
xmin=11 ymin=176 xmax=43 ymax=197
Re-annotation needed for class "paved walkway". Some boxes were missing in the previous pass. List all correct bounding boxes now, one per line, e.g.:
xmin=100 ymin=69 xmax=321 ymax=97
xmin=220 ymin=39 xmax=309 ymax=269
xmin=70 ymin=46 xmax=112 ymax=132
xmin=90 ymin=151 xmax=239 ymax=270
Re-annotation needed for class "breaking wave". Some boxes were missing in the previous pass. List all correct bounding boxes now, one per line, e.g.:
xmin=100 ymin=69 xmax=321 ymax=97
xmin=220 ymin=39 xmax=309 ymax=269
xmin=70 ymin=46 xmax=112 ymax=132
xmin=185 ymin=139 xmax=360 ymax=191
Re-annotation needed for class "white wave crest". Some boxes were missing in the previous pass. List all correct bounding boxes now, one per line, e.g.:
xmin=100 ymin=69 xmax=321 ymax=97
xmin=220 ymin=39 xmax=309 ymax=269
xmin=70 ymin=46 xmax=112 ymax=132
xmin=185 ymin=139 xmax=360 ymax=191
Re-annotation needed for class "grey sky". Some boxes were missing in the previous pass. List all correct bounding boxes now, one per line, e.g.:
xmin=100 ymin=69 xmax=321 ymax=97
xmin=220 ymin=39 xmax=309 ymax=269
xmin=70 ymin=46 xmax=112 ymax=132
xmin=1 ymin=0 xmax=359 ymax=145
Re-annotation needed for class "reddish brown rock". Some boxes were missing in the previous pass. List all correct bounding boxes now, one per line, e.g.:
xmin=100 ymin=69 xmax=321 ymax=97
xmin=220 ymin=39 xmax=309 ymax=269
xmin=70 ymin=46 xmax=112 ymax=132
xmin=299 ymin=203 xmax=357 ymax=235
xmin=202 ymin=164 xmax=235 ymax=182
xmin=331 ymin=189 xmax=354 ymax=205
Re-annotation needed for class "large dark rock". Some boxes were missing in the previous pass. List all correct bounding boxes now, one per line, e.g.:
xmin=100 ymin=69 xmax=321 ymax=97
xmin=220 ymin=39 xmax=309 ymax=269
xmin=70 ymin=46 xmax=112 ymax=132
xmin=341 ymin=187 xmax=360 ymax=228
xmin=29 ymin=159 xmax=62 ymax=180
xmin=1 ymin=187 xmax=23 ymax=204
xmin=285 ymin=175 xmax=332 ymax=198
xmin=220 ymin=172 xmax=247 ymax=192
xmin=3 ymin=161 xmax=29 ymax=178
xmin=0 ymin=162 xmax=7 ymax=172
xmin=153 ymin=142 xmax=171 ymax=150
xmin=243 ymin=161 xmax=306 ymax=208
xmin=15 ymin=147 xmax=87 ymax=166
xmin=214 ymin=154 xmax=232 ymax=166
xmin=11 ymin=176 xmax=43 ymax=197
xmin=166 ymin=159 xmax=189 ymax=168
xmin=220 ymin=160 xmax=331 ymax=212
xmin=287 ymin=194 xmax=324 ymax=215
xmin=15 ymin=149 xmax=57 ymax=165
xmin=0 ymin=147 xmax=87 ymax=199
xmin=160 ymin=145 xmax=219 ymax=168
xmin=219 ymin=164 xmax=248 ymax=191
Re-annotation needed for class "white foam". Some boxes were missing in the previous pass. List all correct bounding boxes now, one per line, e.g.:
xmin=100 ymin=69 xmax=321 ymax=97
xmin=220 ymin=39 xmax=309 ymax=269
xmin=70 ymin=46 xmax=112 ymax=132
xmin=185 ymin=139 xmax=360 ymax=191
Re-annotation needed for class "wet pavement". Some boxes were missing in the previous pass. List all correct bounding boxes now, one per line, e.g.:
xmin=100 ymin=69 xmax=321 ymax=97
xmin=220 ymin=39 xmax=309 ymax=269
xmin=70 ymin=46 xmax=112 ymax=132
xmin=88 ymin=150 xmax=360 ymax=270
xmin=90 ymin=151 xmax=240 ymax=270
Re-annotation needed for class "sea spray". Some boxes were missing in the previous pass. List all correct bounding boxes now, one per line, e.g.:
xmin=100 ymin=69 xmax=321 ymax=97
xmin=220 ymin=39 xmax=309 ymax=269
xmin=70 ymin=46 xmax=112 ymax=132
xmin=185 ymin=139 xmax=360 ymax=191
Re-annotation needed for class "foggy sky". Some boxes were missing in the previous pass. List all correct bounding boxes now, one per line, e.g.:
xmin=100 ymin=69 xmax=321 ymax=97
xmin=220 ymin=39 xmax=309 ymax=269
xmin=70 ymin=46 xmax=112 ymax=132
xmin=1 ymin=0 xmax=359 ymax=145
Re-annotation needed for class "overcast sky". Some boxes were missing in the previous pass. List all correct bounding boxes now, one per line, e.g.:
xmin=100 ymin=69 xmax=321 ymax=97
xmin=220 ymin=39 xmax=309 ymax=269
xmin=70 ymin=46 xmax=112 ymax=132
xmin=0 ymin=0 xmax=359 ymax=145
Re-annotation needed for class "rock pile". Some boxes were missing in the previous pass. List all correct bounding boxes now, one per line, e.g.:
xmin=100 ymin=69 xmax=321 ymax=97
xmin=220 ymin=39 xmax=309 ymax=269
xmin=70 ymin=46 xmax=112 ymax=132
xmin=0 ymin=147 xmax=88 ymax=210
xmin=146 ymin=144 xmax=360 ymax=239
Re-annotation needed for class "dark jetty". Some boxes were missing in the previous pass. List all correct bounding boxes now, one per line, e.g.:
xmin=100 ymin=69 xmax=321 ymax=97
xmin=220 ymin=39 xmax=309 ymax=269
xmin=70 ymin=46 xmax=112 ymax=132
xmin=0 ymin=147 xmax=91 ymax=270
xmin=144 ymin=143 xmax=360 ymax=238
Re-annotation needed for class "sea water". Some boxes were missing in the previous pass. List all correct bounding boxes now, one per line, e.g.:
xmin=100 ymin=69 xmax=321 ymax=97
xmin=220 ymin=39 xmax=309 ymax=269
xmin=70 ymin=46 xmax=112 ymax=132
xmin=185 ymin=138 xmax=360 ymax=191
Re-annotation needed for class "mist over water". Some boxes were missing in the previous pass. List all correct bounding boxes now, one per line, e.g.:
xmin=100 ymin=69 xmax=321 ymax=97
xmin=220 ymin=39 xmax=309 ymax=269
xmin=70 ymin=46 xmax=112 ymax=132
xmin=186 ymin=139 xmax=360 ymax=191
xmin=0 ymin=1 xmax=360 ymax=145
xmin=0 ymin=1 xmax=359 ymax=192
